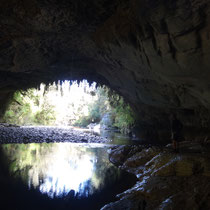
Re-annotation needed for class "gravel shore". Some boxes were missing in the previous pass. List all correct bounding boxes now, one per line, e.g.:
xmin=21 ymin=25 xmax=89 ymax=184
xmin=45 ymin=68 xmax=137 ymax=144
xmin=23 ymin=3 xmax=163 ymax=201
xmin=0 ymin=124 xmax=109 ymax=144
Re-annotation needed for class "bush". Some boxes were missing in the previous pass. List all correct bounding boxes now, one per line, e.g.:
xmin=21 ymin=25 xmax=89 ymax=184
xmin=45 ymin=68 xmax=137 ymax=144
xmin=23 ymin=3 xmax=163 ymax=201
xmin=73 ymin=87 xmax=135 ymax=133
xmin=73 ymin=116 xmax=92 ymax=127
xmin=2 ymin=89 xmax=56 ymax=126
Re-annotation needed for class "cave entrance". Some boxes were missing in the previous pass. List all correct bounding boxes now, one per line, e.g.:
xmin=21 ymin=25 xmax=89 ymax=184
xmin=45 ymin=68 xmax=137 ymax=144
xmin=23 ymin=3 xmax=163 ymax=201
xmin=1 ymin=79 xmax=138 ymax=144
xmin=0 ymin=80 xmax=139 ymax=210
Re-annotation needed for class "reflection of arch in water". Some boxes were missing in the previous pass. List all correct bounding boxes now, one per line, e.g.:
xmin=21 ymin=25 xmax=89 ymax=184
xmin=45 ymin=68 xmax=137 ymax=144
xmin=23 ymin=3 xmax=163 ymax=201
xmin=2 ymin=143 xmax=125 ymax=199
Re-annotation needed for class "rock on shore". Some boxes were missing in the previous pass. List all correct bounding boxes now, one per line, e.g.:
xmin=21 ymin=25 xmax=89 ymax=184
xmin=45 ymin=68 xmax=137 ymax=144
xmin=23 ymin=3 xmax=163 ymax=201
xmin=102 ymin=142 xmax=210 ymax=210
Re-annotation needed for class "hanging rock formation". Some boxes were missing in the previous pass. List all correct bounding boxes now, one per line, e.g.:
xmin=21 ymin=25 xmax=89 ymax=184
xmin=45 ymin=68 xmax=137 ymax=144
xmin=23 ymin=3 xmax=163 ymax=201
xmin=0 ymin=0 xmax=210 ymax=141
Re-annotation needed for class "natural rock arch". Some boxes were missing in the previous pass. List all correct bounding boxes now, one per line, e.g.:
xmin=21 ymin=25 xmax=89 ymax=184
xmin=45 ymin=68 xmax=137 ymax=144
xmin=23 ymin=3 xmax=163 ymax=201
xmin=1 ymin=0 xmax=210 ymax=141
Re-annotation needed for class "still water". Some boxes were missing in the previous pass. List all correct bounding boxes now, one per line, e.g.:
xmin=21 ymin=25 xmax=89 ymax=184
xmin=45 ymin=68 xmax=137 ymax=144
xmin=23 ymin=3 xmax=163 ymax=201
xmin=99 ymin=130 xmax=140 ymax=145
xmin=84 ymin=129 xmax=140 ymax=145
xmin=0 ymin=143 xmax=136 ymax=210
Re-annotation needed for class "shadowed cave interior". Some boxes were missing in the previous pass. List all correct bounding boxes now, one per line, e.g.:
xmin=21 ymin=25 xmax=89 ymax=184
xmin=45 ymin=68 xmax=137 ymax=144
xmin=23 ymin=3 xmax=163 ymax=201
xmin=1 ymin=0 xmax=210 ymax=142
xmin=1 ymin=0 xmax=210 ymax=210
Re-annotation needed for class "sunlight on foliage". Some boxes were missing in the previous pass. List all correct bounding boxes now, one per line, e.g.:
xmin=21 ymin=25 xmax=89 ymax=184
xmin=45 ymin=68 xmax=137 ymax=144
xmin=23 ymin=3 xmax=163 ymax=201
xmin=2 ymin=80 xmax=135 ymax=133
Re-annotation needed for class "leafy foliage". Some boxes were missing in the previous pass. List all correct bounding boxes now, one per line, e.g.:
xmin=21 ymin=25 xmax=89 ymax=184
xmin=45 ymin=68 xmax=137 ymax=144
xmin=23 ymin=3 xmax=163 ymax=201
xmin=112 ymin=98 xmax=135 ymax=133
xmin=74 ymin=86 xmax=135 ymax=133
xmin=2 ymin=89 xmax=55 ymax=125
xmin=1 ymin=81 xmax=135 ymax=133
xmin=2 ymin=91 xmax=33 ymax=125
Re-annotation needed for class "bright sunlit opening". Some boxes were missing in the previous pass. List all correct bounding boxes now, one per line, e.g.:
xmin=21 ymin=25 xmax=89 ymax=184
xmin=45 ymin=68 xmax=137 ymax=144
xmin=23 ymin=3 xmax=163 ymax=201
xmin=3 ymin=78 xmax=134 ymax=135
xmin=30 ymin=80 xmax=98 ymax=126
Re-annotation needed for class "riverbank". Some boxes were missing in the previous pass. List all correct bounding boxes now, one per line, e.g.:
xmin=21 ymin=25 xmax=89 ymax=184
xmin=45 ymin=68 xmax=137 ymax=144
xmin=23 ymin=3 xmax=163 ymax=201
xmin=102 ymin=141 xmax=210 ymax=210
xmin=0 ymin=124 xmax=109 ymax=144
xmin=1 ymin=123 xmax=209 ymax=209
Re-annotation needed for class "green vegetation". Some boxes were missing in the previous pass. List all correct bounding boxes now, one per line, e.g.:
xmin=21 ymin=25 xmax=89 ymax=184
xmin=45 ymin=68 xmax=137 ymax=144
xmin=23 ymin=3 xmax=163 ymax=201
xmin=103 ymin=88 xmax=135 ymax=133
xmin=74 ymin=86 xmax=135 ymax=133
xmin=3 ymin=91 xmax=32 ymax=124
xmin=1 ymin=81 xmax=135 ymax=133
xmin=73 ymin=87 xmax=109 ymax=127
xmin=111 ymin=98 xmax=135 ymax=133
xmin=2 ymin=89 xmax=55 ymax=125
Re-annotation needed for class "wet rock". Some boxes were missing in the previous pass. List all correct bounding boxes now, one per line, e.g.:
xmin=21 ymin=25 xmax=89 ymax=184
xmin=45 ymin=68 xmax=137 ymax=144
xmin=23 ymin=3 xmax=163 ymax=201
xmin=122 ymin=147 xmax=161 ymax=173
xmin=109 ymin=145 xmax=137 ymax=166
xmin=103 ymin=143 xmax=210 ymax=210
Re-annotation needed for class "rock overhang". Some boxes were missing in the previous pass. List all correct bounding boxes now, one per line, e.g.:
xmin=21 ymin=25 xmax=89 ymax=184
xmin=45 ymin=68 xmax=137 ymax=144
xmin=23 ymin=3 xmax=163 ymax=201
xmin=1 ymin=0 xmax=210 ymax=141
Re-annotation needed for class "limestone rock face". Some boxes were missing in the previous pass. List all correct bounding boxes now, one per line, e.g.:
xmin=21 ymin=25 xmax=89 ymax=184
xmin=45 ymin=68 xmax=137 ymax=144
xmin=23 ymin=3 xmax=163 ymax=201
xmin=104 ymin=142 xmax=210 ymax=209
xmin=1 ymin=0 xmax=210 ymax=140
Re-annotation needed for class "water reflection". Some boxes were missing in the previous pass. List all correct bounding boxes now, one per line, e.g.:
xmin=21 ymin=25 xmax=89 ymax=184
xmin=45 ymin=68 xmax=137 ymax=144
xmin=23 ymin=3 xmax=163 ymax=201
xmin=84 ymin=129 xmax=141 ymax=145
xmin=2 ymin=143 xmax=122 ymax=199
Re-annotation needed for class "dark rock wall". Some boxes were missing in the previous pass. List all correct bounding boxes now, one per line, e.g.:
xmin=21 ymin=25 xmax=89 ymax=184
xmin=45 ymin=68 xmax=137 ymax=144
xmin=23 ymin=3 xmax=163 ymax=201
xmin=0 ymin=0 xmax=210 ymax=141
